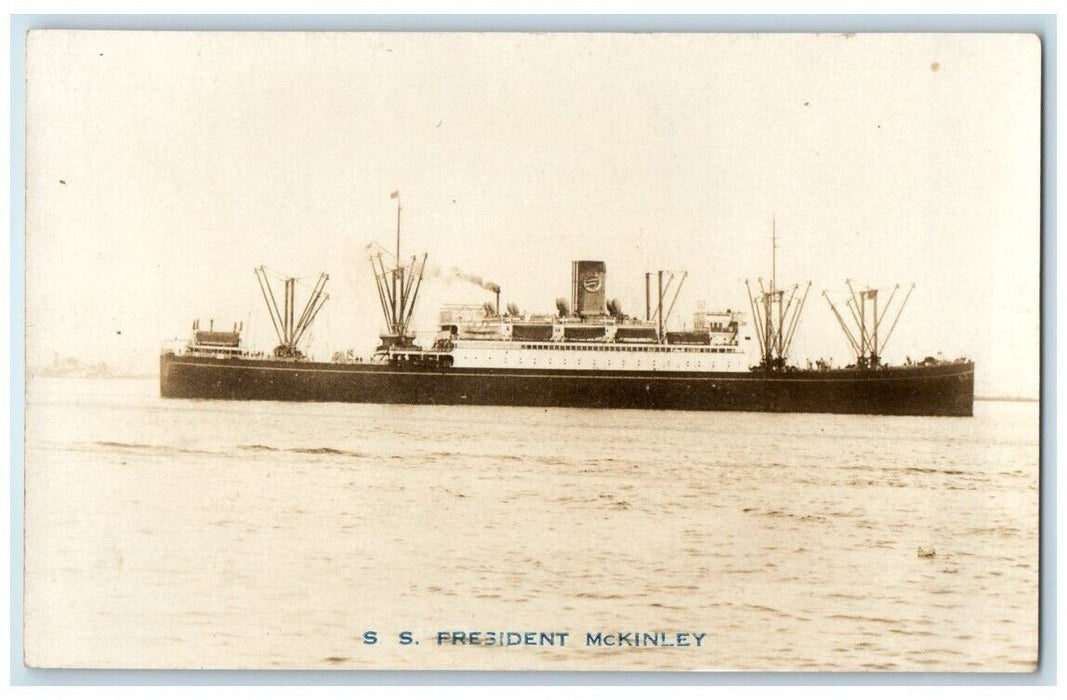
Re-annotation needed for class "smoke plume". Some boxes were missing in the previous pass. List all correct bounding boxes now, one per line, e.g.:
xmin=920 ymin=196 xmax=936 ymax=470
xmin=422 ymin=263 xmax=500 ymax=293
xmin=365 ymin=246 xmax=501 ymax=294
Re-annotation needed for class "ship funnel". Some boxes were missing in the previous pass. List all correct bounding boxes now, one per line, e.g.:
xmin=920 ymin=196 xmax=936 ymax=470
xmin=571 ymin=261 xmax=607 ymax=318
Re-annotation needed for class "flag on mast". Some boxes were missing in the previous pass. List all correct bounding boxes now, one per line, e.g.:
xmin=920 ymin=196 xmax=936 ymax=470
xmin=390 ymin=190 xmax=399 ymax=199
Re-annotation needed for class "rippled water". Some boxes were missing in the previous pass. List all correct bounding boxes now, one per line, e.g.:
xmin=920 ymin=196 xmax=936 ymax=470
xmin=23 ymin=377 xmax=1038 ymax=671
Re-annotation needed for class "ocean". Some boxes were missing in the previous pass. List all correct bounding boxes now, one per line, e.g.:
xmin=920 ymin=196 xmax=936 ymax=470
xmin=22 ymin=376 xmax=1039 ymax=671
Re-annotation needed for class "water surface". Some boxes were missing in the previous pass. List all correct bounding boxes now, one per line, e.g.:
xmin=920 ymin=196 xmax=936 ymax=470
xmin=23 ymin=377 xmax=1039 ymax=671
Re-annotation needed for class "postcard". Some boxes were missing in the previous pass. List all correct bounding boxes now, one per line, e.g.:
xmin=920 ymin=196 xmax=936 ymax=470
xmin=23 ymin=30 xmax=1041 ymax=671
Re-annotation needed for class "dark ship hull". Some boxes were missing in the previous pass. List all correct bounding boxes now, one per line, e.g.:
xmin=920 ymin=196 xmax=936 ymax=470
xmin=159 ymin=353 xmax=975 ymax=417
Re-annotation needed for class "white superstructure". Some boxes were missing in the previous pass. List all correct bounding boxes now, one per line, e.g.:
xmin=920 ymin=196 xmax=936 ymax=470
xmin=442 ymin=338 xmax=751 ymax=372
xmin=432 ymin=300 xmax=755 ymax=373
xmin=371 ymin=259 xmax=761 ymax=372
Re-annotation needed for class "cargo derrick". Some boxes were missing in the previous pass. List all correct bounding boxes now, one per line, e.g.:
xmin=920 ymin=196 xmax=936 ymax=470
xmin=371 ymin=190 xmax=427 ymax=351
xmin=644 ymin=270 xmax=688 ymax=344
xmin=254 ymin=267 xmax=330 ymax=359
xmin=822 ymin=281 xmax=915 ymax=369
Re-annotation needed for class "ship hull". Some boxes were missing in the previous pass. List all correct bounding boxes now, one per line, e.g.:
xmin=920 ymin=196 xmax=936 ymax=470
xmin=160 ymin=353 xmax=975 ymax=417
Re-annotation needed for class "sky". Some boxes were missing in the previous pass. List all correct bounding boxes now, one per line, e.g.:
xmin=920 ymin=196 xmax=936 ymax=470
xmin=25 ymin=31 xmax=1041 ymax=397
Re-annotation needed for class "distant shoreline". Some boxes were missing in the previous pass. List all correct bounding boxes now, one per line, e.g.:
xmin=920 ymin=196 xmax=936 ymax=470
xmin=975 ymin=396 xmax=1039 ymax=403
xmin=29 ymin=371 xmax=157 ymax=381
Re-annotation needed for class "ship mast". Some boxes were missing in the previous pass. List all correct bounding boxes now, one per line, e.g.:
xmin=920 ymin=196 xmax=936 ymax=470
xmin=823 ymin=281 xmax=914 ymax=368
xmin=769 ymin=218 xmax=777 ymax=367
xmin=745 ymin=221 xmax=811 ymax=370
xmin=371 ymin=190 xmax=428 ymax=349
xmin=393 ymin=190 xmax=401 ymax=331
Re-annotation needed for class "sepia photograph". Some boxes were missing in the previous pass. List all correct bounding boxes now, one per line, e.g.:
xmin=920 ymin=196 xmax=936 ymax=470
xmin=21 ymin=29 xmax=1041 ymax=672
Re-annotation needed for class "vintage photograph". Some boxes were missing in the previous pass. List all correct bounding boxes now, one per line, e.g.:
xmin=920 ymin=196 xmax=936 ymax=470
xmin=23 ymin=31 xmax=1040 ymax=671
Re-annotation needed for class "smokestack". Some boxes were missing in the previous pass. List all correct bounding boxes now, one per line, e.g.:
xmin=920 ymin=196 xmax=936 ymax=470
xmin=496 ymin=289 xmax=500 ymax=316
xmin=571 ymin=261 xmax=607 ymax=318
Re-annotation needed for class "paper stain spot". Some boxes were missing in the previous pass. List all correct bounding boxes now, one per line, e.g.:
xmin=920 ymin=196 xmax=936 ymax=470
xmin=930 ymin=62 xmax=940 ymax=72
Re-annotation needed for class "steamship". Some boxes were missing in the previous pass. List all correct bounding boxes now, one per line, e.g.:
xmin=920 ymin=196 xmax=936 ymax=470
xmin=159 ymin=202 xmax=974 ymax=417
